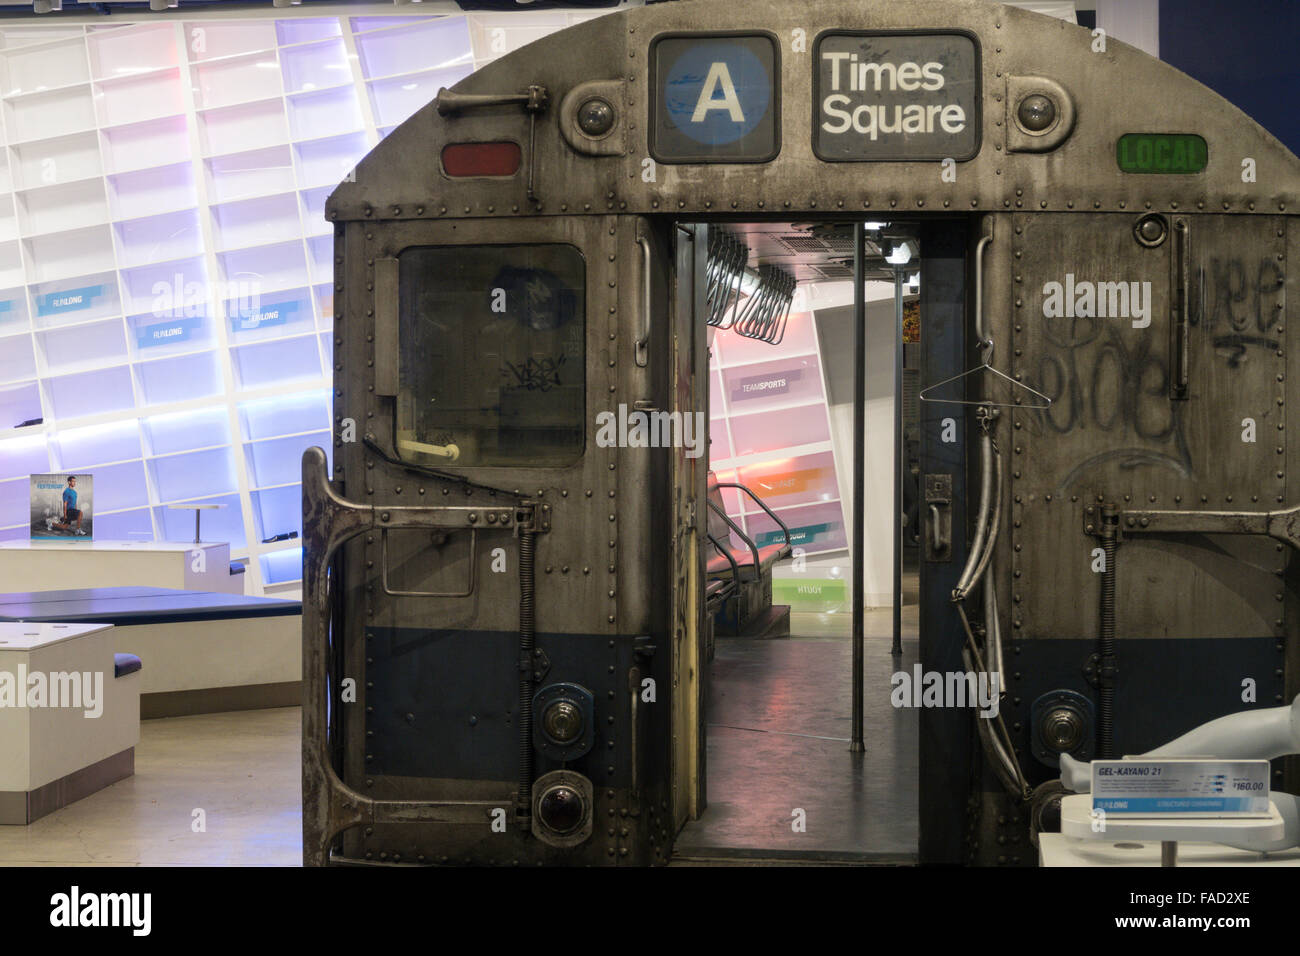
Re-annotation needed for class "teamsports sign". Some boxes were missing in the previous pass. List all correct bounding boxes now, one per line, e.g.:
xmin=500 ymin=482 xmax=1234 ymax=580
xmin=814 ymin=32 xmax=980 ymax=162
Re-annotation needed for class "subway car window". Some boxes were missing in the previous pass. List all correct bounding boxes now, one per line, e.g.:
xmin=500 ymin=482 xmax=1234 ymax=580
xmin=396 ymin=244 xmax=585 ymax=467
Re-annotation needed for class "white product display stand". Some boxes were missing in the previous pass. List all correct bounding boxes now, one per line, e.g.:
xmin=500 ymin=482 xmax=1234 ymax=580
xmin=1039 ymin=833 xmax=1300 ymax=866
xmin=0 ymin=539 xmax=241 ymax=594
xmin=167 ymin=502 xmax=226 ymax=544
xmin=1049 ymin=792 xmax=1290 ymax=867
xmin=0 ymin=621 xmax=141 ymax=823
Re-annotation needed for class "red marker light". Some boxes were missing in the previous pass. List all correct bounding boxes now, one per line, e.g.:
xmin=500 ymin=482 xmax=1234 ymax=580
xmin=441 ymin=142 xmax=522 ymax=178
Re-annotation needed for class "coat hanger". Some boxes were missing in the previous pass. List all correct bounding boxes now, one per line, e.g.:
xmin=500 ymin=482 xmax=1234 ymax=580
xmin=918 ymin=226 xmax=1051 ymax=410
xmin=918 ymin=347 xmax=1053 ymax=409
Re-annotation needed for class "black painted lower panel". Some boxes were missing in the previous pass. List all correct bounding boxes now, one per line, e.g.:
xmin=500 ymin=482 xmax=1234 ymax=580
xmin=1008 ymin=635 xmax=1286 ymax=782
xmin=353 ymin=627 xmax=672 ymax=865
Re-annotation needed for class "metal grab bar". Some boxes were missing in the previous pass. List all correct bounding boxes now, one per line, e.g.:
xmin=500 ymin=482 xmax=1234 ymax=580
xmin=918 ymin=224 xmax=1051 ymax=410
xmin=706 ymin=531 xmax=741 ymax=598
xmin=300 ymin=447 xmax=539 ymax=864
xmin=1170 ymin=217 xmax=1191 ymax=399
xmin=952 ymin=406 xmax=1001 ymax=602
xmin=636 ymin=234 xmax=652 ymax=367
xmin=704 ymin=497 xmax=763 ymax=572
xmin=974 ymin=230 xmax=993 ymax=361
xmin=715 ymin=480 xmax=792 ymax=550
xmin=434 ymin=86 xmax=548 ymax=116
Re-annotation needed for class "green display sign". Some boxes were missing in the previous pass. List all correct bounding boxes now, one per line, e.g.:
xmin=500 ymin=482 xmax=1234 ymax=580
xmin=1116 ymin=133 xmax=1207 ymax=174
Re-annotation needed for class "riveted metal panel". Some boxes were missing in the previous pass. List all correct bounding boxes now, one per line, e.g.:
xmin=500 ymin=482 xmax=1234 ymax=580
xmin=329 ymin=0 xmax=1300 ymax=226
xmin=308 ymin=0 xmax=1300 ymax=866
xmin=1007 ymin=213 xmax=1286 ymax=644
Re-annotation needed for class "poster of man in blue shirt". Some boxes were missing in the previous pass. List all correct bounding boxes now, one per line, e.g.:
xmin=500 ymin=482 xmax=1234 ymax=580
xmin=29 ymin=473 xmax=93 ymax=540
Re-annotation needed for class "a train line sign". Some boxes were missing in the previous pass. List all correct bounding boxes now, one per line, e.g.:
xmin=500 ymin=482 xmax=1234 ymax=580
xmin=651 ymin=33 xmax=780 ymax=163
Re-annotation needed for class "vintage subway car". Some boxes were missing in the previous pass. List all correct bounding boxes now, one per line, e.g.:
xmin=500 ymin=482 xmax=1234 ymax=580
xmin=302 ymin=0 xmax=1300 ymax=865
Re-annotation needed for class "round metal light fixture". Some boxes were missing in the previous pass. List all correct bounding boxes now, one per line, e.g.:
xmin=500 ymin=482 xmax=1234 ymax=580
xmin=1030 ymin=690 xmax=1094 ymax=767
xmin=1016 ymin=93 xmax=1057 ymax=133
xmin=1042 ymin=706 xmax=1085 ymax=752
xmin=531 ymin=770 xmax=593 ymax=846
xmin=542 ymin=700 xmax=584 ymax=744
xmin=1133 ymin=213 xmax=1169 ymax=247
xmin=537 ymin=783 xmax=586 ymax=835
xmin=577 ymin=97 xmax=616 ymax=137
xmin=532 ymin=682 xmax=595 ymax=759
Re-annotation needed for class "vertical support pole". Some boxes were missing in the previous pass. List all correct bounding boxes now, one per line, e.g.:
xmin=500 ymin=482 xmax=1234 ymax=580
xmin=892 ymin=265 xmax=905 ymax=656
xmin=850 ymin=222 xmax=866 ymax=754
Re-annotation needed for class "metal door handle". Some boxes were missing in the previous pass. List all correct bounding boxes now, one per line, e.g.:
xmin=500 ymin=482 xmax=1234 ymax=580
xmin=924 ymin=474 xmax=953 ymax=562
xmin=636 ymin=235 xmax=651 ymax=367
xmin=1170 ymin=217 xmax=1190 ymax=400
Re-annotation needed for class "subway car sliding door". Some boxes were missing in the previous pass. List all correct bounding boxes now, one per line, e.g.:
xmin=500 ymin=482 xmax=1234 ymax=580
xmin=666 ymin=220 xmax=710 ymax=826
xmin=974 ymin=211 xmax=1294 ymax=862
xmin=304 ymin=213 xmax=677 ymax=865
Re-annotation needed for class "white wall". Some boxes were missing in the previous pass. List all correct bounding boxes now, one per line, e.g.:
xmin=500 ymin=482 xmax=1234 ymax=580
xmin=815 ymin=284 xmax=898 ymax=607
xmin=1095 ymin=0 xmax=1159 ymax=56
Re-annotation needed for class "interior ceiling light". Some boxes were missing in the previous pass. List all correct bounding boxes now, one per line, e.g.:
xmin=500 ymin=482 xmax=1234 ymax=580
xmin=886 ymin=242 xmax=913 ymax=265
xmin=33 ymin=0 xmax=61 ymax=12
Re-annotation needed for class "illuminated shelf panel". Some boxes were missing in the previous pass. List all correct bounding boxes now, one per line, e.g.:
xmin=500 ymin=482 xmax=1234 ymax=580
xmin=707 ymin=317 xmax=848 ymax=560
xmin=100 ymin=116 xmax=191 ymax=175
xmin=205 ymin=146 xmax=295 ymax=203
xmin=0 ymin=10 xmax=604 ymax=593
xmin=187 ymin=21 xmax=279 ymax=62
xmin=109 ymin=162 xmax=197 ymax=219
xmin=87 ymin=22 xmax=177 ymax=80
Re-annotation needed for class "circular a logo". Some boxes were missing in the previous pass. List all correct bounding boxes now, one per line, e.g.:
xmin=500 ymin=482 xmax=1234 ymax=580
xmin=662 ymin=42 xmax=770 ymax=146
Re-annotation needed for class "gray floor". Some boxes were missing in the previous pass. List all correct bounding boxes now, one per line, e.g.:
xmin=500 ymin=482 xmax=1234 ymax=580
xmin=0 ymin=708 xmax=302 ymax=866
xmin=0 ymin=592 xmax=919 ymax=866
xmin=675 ymin=603 xmax=921 ymax=863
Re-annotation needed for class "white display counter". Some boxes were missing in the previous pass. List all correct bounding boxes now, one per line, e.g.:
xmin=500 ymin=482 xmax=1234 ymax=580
xmin=0 ymin=588 xmax=300 ymax=718
xmin=1040 ymin=793 xmax=1300 ymax=866
xmin=0 ymin=539 xmax=242 ymax=594
xmin=0 ymin=621 xmax=141 ymax=824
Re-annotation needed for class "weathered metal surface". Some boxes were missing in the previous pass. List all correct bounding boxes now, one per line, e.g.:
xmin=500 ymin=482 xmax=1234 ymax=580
xmin=1008 ymin=212 xmax=1287 ymax=645
xmin=329 ymin=0 xmax=1299 ymax=225
xmin=305 ymin=0 xmax=1300 ymax=866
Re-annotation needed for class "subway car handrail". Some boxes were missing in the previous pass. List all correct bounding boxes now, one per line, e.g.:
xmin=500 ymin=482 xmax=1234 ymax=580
xmin=715 ymin=481 xmax=792 ymax=551
xmin=705 ymin=498 xmax=763 ymax=571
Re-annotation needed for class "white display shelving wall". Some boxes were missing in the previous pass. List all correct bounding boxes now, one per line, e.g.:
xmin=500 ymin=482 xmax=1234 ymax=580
xmin=0 ymin=8 xmax=611 ymax=595
xmin=708 ymin=313 xmax=848 ymax=561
